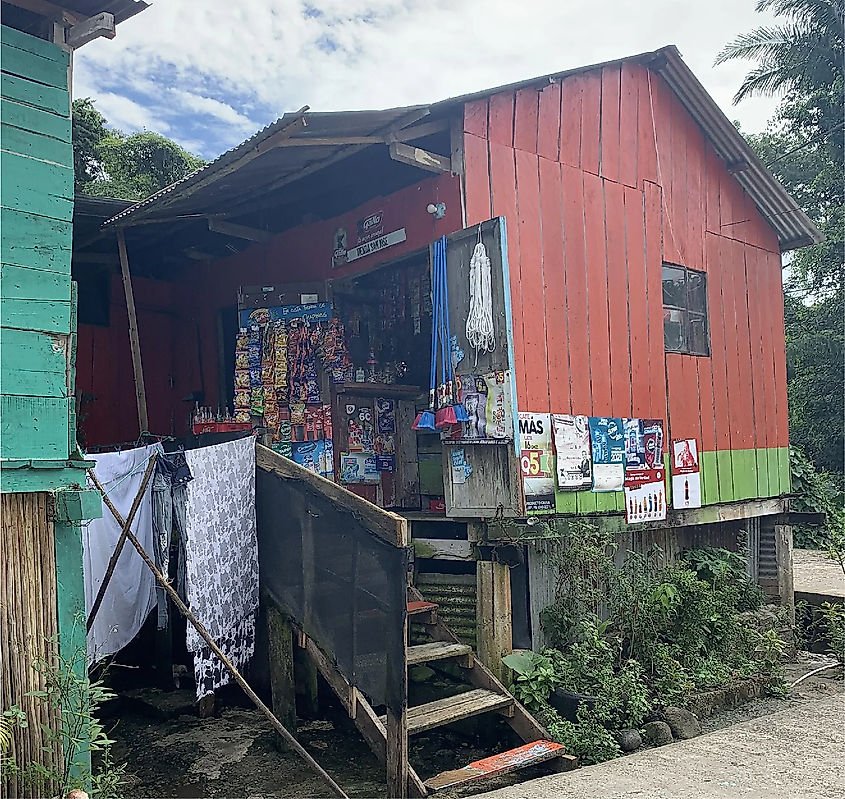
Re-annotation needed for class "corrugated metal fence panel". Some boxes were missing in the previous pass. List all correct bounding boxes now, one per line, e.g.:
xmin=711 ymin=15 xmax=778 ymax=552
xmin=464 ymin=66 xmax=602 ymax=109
xmin=0 ymin=492 xmax=62 ymax=799
xmin=414 ymin=572 xmax=477 ymax=649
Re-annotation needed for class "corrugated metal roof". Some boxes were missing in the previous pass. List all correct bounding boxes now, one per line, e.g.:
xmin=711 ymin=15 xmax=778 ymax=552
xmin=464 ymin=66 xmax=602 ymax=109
xmin=103 ymin=105 xmax=428 ymax=227
xmin=1 ymin=0 xmax=149 ymax=35
xmin=103 ymin=45 xmax=820 ymax=252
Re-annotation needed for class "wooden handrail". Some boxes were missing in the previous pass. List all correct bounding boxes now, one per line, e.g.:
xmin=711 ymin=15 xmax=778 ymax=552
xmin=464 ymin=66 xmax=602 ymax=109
xmin=255 ymin=444 xmax=408 ymax=547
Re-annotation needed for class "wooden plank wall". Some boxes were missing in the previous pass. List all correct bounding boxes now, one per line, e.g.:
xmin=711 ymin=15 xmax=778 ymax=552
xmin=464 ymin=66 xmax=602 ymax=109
xmin=0 ymin=493 xmax=62 ymax=798
xmin=461 ymin=62 xmax=789 ymax=508
xmin=76 ymin=275 xmax=176 ymax=447
xmin=0 ymin=25 xmax=74 ymax=467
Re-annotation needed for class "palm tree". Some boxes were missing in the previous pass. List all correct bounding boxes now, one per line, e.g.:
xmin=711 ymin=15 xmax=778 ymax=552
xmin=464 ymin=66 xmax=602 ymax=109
xmin=715 ymin=0 xmax=844 ymax=102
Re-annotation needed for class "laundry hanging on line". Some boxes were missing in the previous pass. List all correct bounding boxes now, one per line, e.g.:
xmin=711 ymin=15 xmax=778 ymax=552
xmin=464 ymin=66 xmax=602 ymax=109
xmin=83 ymin=443 xmax=162 ymax=665
xmin=184 ymin=435 xmax=259 ymax=699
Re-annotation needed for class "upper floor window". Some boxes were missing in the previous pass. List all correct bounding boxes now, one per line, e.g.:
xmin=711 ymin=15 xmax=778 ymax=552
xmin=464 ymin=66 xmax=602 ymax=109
xmin=663 ymin=264 xmax=709 ymax=356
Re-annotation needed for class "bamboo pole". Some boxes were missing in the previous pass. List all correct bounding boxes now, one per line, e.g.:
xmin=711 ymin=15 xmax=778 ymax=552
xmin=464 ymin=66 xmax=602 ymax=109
xmin=86 ymin=452 xmax=158 ymax=632
xmin=117 ymin=227 xmax=149 ymax=436
xmin=88 ymin=474 xmax=349 ymax=799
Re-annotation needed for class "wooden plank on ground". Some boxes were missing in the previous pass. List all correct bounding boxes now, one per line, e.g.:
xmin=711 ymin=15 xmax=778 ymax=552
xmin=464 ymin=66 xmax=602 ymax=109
xmin=425 ymin=741 xmax=572 ymax=791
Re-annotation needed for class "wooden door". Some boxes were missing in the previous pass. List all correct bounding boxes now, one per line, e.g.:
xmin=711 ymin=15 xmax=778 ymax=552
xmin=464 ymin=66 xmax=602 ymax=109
xmin=438 ymin=218 xmax=522 ymax=517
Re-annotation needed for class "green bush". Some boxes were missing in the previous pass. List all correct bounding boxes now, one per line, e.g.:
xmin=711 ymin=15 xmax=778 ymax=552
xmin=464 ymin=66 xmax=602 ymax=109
xmin=518 ymin=523 xmax=787 ymax=765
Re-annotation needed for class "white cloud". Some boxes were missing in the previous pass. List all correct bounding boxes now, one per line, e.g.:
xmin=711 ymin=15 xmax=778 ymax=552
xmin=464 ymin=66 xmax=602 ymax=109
xmin=168 ymin=90 xmax=257 ymax=133
xmin=85 ymin=90 xmax=172 ymax=134
xmin=74 ymin=0 xmax=782 ymax=158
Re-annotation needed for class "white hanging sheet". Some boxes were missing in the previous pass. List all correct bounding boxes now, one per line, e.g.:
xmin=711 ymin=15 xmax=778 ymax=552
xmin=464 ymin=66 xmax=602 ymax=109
xmin=184 ymin=435 xmax=258 ymax=698
xmin=83 ymin=444 xmax=162 ymax=665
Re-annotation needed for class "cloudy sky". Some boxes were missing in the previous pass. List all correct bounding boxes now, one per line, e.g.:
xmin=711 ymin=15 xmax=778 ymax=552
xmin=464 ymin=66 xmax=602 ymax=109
xmin=74 ymin=0 xmax=782 ymax=161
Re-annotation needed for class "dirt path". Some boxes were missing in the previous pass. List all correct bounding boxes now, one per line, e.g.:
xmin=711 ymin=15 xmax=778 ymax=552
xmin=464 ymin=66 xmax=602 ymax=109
xmin=473 ymin=684 xmax=844 ymax=799
xmin=110 ymin=658 xmax=843 ymax=798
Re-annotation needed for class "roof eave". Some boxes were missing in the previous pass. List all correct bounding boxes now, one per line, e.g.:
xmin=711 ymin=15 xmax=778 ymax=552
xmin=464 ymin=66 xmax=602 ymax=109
xmin=649 ymin=47 xmax=822 ymax=253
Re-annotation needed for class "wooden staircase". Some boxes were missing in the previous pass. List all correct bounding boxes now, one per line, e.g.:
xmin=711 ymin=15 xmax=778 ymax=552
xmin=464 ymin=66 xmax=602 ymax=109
xmin=303 ymin=587 xmax=576 ymax=796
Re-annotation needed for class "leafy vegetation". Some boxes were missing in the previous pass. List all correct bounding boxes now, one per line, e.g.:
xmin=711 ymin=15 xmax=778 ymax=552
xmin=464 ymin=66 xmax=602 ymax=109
xmin=504 ymin=521 xmax=786 ymax=765
xmin=789 ymin=446 xmax=845 ymax=557
xmin=719 ymin=0 xmax=843 ymax=492
xmin=1 ymin=621 xmax=124 ymax=798
xmin=72 ymin=98 xmax=206 ymax=200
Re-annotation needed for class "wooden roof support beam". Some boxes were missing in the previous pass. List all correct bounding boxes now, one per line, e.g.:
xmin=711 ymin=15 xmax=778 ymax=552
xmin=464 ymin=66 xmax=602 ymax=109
xmin=387 ymin=118 xmax=450 ymax=143
xmin=271 ymin=136 xmax=384 ymax=147
xmin=66 ymin=11 xmax=115 ymax=48
xmin=117 ymin=228 xmax=149 ymax=436
xmin=388 ymin=142 xmax=451 ymax=174
xmin=207 ymin=217 xmax=271 ymax=243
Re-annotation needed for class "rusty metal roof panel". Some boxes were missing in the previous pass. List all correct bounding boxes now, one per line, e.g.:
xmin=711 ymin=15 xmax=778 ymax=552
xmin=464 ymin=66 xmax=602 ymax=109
xmin=102 ymin=46 xmax=819 ymax=252
xmin=103 ymin=106 xmax=426 ymax=227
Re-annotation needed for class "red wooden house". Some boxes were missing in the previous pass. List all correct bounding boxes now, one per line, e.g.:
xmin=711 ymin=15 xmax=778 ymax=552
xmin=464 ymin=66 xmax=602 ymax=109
xmin=73 ymin=45 xmax=818 ymax=658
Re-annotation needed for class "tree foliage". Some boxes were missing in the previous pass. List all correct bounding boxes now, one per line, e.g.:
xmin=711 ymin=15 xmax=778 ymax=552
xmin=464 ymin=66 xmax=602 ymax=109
xmin=71 ymin=98 xmax=206 ymax=201
xmin=721 ymin=0 xmax=844 ymax=489
xmin=715 ymin=0 xmax=844 ymax=103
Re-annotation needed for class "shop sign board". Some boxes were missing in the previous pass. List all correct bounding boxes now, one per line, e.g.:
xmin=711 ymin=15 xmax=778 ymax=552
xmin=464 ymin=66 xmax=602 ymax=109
xmin=239 ymin=302 xmax=332 ymax=328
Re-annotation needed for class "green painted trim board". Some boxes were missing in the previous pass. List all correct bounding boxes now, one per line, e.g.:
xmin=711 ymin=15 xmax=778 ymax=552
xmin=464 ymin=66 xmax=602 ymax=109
xmin=1 ymin=23 xmax=70 ymax=65
xmin=0 ymin=208 xmax=72 ymax=272
xmin=0 ymin=466 xmax=88 ymax=493
xmin=1 ymin=72 xmax=68 ymax=115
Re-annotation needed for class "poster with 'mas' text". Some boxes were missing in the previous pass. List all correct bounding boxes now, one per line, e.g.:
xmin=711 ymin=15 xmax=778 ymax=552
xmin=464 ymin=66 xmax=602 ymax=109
xmin=672 ymin=438 xmax=702 ymax=509
xmin=588 ymin=417 xmax=625 ymax=492
xmin=552 ymin=414 xmax=592 ymax=489
xmin=518 ymin=412 xmax=555 ymax=513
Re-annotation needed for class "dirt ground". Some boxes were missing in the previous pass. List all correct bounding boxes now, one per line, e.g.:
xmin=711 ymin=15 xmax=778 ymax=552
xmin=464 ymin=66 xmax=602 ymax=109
xmin=109 ymin=653 xmax=843 ymax=799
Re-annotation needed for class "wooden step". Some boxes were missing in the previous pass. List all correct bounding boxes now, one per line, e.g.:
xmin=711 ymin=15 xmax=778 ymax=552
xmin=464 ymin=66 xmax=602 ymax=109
xmin=381 ymin=689 xmax=513 ymax=735
xmin=407 ymin=641 xmax=472 ymax=666
xmin=424 ymin=740 xmax=573 ymax=791
xmin=407 ymin=600 xmax=438 ymax=615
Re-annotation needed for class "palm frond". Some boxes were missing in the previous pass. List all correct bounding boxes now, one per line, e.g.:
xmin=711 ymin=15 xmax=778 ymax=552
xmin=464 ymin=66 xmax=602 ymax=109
xmin=715 ymin=26 xmax=800 ymax=65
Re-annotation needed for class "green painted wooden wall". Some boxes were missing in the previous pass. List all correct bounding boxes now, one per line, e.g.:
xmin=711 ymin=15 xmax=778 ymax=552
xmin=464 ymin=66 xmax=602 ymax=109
xmin=0 ymin=24 xmax=87 ymax=493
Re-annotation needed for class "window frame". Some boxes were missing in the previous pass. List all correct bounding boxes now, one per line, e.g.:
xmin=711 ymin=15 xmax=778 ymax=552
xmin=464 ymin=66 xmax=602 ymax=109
xmin=662 ymin=263 xmax=710 ymax=357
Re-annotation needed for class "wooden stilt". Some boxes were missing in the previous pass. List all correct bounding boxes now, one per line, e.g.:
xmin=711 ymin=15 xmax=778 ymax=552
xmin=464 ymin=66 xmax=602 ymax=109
xmin=476 ymin=560 xmax=513 ymax=681
xmin=117 ymin=227 xmax=149 ymax=436
xmin=267 ymin=604 xmax=297 ymax=747
xmin=775 ymin=523 xmax=795 ymax=625
xmin=88 ymin=475 xmax=349 ymax=799
xmin=86 ymin=452 xmax=158 ymax=632
xmin=294 ymin=639 xmax=320 ymax=715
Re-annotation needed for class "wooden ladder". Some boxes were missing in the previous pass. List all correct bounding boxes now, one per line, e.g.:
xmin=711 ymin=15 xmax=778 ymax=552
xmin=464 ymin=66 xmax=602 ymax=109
xmin=303 ymin=589 xmax=576 ymax=796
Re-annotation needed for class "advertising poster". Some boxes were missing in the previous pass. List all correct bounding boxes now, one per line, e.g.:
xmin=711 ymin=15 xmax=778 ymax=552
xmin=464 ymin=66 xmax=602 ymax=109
xmin=518 ymin=412 xmax=555 ymax=513
xmin=340 ymin=452 xmax=379 ymax=484
xmin=291 ymin=440 xmax=334 ymax=481
xmin=374 ymin=398 xmax=396 ymax=471
xmin=624 ymin=419 xmax=667 ymax=524
xmin=672 ymin=438 xmax=702 ymax=509
xmin=588 ymin=417 xmax=625 ymax=492
xmin=552 ymin=414 xmax=592 ymax=489
xmin=625 ymin=482 xmax=667 ymax=523
xmin=443 ymin=371 xmax=513 ymax=443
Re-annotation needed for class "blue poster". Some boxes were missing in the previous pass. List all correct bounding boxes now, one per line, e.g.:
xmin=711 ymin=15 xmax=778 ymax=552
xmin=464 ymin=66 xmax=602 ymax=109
xmin=588 ymin=417 xmax=625 ymax=492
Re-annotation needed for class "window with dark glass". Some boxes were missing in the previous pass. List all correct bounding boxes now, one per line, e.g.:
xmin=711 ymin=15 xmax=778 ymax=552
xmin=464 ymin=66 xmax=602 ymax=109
xmin=662 ymin=264 xmax=709 ymax=356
